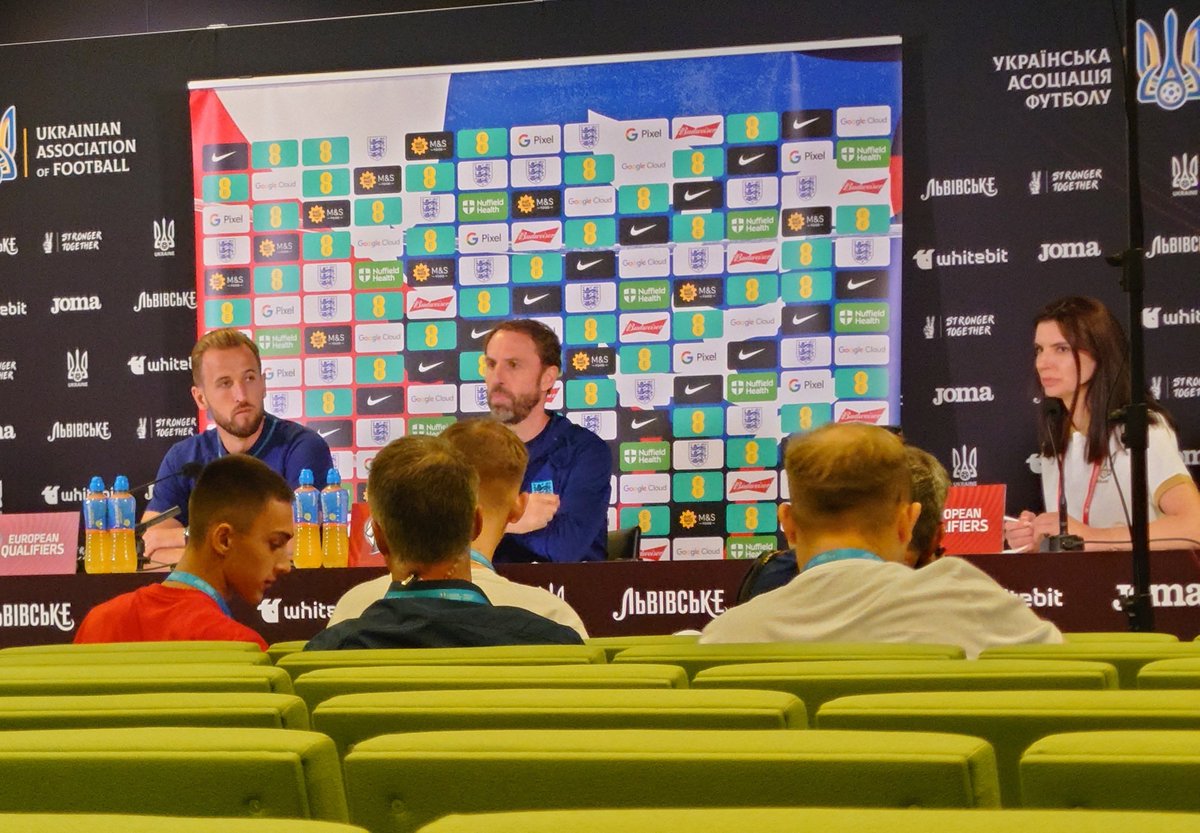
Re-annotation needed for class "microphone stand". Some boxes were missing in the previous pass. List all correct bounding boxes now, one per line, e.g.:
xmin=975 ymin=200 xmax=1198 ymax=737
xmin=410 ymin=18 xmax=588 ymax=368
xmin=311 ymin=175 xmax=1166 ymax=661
xmin=1105 ymin=0 xmax=1153 ymax=630
xmin=1041 ymin=401 xmax=1084 ymax=552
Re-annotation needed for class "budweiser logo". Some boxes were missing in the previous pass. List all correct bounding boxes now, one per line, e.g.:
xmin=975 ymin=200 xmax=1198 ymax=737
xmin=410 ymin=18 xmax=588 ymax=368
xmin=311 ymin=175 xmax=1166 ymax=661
xmin=837 ymin=406 xmax=886 ymax=424
xmin=622 ymin=318 xmax=667 ymax=336
xmin=731 ymin=477 xmax=773 ymax=494
xmin=514 ymin=227 xmax=558 ymax=244
xmin=410 ymin=296 xmax=453 ymax=312
xmin=675 ymin=122 xmax=720 ymax=139
xmin=839 ymin=178 xmax=887 ymax=194
xmin=640 ymin=544 xmax=668 ymax=561
xmin=729 ymin=248 xmax=774 ymax=266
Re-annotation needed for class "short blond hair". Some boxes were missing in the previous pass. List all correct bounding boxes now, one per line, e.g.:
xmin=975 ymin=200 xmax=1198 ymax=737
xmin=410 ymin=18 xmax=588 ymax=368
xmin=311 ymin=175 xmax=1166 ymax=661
xmin=441 ymin=418 xmax=528 ymax=507
xmin=191 ymin=328 xmax=260 ymax=385
xmin=785 ymin=423 xmax=911 ymax=535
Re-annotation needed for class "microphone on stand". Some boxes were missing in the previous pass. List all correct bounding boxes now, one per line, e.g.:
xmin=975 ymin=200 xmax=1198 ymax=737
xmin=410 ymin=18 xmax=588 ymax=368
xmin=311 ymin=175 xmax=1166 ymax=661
xmin=131 ymin=461 xmax=204 ymax=502
xmin=1040 ymin=399 xmax=1084 ymax=552
xmin=132 ymin=462 xmax=203 ymax=568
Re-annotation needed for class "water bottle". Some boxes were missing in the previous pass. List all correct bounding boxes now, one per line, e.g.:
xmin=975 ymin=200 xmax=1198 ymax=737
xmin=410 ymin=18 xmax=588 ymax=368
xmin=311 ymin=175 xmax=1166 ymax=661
xmin=82 ymin=476 xmax=110 ymax=574
xmin=320 ymin=467 xmax=350 ymax=568
xmin=108 ymin=475 xmax=138 ymax=573
xmin=293 ymin=468 xmax=321 ymax=568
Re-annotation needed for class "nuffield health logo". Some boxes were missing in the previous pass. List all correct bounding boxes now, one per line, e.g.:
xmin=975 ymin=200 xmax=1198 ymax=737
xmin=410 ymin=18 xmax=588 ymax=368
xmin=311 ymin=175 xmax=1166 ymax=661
xmin=1136 ymin=9 xmax=1200 ymax=110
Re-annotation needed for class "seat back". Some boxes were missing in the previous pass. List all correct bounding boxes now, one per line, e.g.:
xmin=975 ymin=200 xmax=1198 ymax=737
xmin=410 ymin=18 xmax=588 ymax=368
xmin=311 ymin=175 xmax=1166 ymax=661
xmin=817 ymin=689 xmax=1200 ymax=805
xmin=268 ymin=640 xmax=311 ymax=664
xmin=613 ymin=642 xmax=964 ymax=678
xmin=0 ymin=641 xmax=263 ymax=655
xmin=0 ymin=692 xmax=308 ymax=730
xmin=693 ymin=658 xmax=1117 ymax=711
xmin=293 ymin=663 xmax=687 ymax=712
xmin=978 ymin=643 xmax=1200 ymax=688
xmin=585 ymin=634 xmax=699 ymax=661
xmin=277 ymin=644 xmax=605 ymax=680
xmin=0 ymin=727 xmax=346 ymax=821
xmin=1137 ymin=657 xmax=1200 ymax=688
xmin=0 ymin=650 xmax=269 ymax=667
xmin=0 ymin=814 xmax=366 ymax=833
xmin=414 ymin=806 xmax=1200 ymax=833
xmin=1021 ymin=729 xmax=1200 ymax=811
xmin=344 ymin=728 xmax=999 ymax=832
xmin=0 ymin=663 xmax=293 ymax=696
xmin=1063 ymin=632 xmax=1178 ymax=643
xmin=315 ymin=688 xmax=805 ymax=754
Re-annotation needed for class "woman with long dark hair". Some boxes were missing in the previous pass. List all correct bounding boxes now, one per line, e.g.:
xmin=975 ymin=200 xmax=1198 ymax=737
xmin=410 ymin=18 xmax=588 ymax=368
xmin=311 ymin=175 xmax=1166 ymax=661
xmin=1004 ymin=296 xmax=1200 ymax=551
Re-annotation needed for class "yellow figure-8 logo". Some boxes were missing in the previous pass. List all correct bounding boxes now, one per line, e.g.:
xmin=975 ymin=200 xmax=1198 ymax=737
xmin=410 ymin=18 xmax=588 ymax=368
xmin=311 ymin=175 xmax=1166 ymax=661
xmin=584 ymin=382 xmax=598 ymax=406
xmin=322 ymin=391 xmax=335 ymax=414
xmin=583 ymin=318 xmax=598 ymax=341
xmin=268 ymin=143 xmax=282 ymax=165
xmin=637 ymin=347 xmax=651 ymax=372
xmin=799 ymin=406 xmax=813 ymax=430
xmin=320 ymin=235 xmax=333 ymax=257
xmin=477 ymin=291 xmax=491 ymax=314
xmin=745 ymin=441 xmax=759 ymax=465
xmin=220 ymin=302 xmax=233 ymax=324
xmin=637 ymin=509 xmax=651 ymax=533
xmin=270 ymin=268 xmax=283 ymax=291
xmin=854 ymin=371 xmax=869 ymax=395
xmin=319 ymin=171 xmax=333 ymax=195
xmin=691 ymin=475 xmax=705 ymax=499
xmin=745 ymin=506 xmax=759 ymax=529
xmin=691 ymin=410 xmax=705 ymax=434
xmin=529 ymin=256 xmax=544 ymax=279
xmin=371 ymin=295 xmax=386 ymax=318
xmin=424 ymin=324 xmax=439 ymax=347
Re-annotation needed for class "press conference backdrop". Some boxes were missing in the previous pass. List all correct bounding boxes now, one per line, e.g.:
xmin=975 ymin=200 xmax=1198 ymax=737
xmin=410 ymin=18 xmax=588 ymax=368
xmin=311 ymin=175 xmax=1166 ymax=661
xmin=189 ymin=40 xmax=904 ymax=561
xmin=0 ymin=0 xmax=1197 ymax=560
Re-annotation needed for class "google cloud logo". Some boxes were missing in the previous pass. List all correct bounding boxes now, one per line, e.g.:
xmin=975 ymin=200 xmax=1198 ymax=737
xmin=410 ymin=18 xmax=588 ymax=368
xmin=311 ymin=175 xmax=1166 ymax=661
xmin=625 ymin=128 xmax=639 ymax=142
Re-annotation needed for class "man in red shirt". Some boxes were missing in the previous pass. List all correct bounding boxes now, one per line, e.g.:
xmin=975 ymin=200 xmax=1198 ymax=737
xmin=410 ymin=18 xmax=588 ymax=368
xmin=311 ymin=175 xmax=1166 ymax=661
xmin=75 ymin=454 xmax=295 ymax=650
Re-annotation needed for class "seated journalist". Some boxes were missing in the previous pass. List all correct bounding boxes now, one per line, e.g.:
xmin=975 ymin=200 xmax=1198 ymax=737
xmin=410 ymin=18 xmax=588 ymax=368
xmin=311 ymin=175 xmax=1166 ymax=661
xmin=701 ymin=423 xmax=1061 ymax=658
xmin=327 ymin=417 xmax=589 ymax=637
xmin=75 ymin=454 xmax=294 ymax=650
xmin=305 ymin=435 xmax=584 ymax=650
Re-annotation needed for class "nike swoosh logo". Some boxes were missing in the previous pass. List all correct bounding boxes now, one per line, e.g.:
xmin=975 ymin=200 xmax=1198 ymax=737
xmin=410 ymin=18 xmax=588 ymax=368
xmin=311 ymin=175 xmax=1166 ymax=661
xmin=576 ymin=258 xmax=603 ymax=271
xmin=211 ymin=150 xmax=237 ymax=163
xmin=793 ymin=116 xmax=820 ymax=130
xmin=417 ymin=362 xmax=443 ymax=373
xmin=366 ymin=395 xmax=392 ymax=406
xmin=792 ymin=312 xmax=819 ymax=325
xmin=683 ymin=189 xmax=711 ymax=202
xmin=683 ymin=383 xmax=710 ymax=395
xmin=470 ymin=327 xmax=491 ymax=339
xmin=846 ymin=277 xmax=876 ymax=290
xmin=630 ymin=224 xmax=656 ymax=237
xmin=738 ymin=153 xmax=765 ymax=166
xmin=317 ymin=429 xmax=340 ymax=438
xmin=524 ymin=293 xmax=550 ymax=305
xmin=630 ymin=417 xmax=657 ymax=429
xmin=738 ymin=348 xmax=766 ymax=360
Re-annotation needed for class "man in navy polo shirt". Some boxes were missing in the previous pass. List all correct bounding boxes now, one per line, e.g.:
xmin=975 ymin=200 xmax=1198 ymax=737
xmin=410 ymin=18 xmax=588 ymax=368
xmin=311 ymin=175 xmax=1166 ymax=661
xmin=482 ymin=319 xmax=611 ymax=563
xmin=140 ymin=328 xmax=332 ymax=566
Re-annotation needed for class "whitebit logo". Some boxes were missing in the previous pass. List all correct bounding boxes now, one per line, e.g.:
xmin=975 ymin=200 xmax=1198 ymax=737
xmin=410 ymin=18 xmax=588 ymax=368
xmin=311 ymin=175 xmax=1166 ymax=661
xmin=913 ymin=249 xmax=935 ymax=271
xmin=0 ymin=106 xmax=15 ymax=184
xmin=128 ymin=356 xmax=146 ymax=375
xmin=1135 ymin=9 xmax=1200 ymax=110
xmin=1026 ymin=453 xmax=1045 ymax=475
xmin=66 ymin=349 xmax=88 ymax=388
xmin=153 ymin=218 xmax=175 ymax=257
xmin=1141 ymin=305 xmax=1200 ymax=328
xmin=42 ymin=484 xmax=86 ymax=506
xmin=1143 ymin=306 xmax=1162 ymax=328
xmin=258 ymin=598 xmax=283 ymax=624
xmin=1171 ymin=153 xmax=1199 ymax=196
xmin=952 ymin=445 xmax=979 ymax=483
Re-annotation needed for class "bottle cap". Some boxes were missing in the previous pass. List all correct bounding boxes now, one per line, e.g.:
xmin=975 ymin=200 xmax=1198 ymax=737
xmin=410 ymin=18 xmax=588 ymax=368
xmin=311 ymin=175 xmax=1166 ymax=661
xmin=298 ymin=468 xmax=314 ymax=486
xmin=113 ymin=475 xmax=129 ymax=491
xmin=326 ymin=467 xmax=341 ymax=486
xmin=88 ymin=476 xmax=106 ymax=492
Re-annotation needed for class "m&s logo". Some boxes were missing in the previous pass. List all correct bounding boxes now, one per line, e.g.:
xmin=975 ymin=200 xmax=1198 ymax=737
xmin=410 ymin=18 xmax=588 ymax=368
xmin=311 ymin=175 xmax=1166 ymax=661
xmin=0 ymin=106 xmax=17 ymax=183
xmin=1136 ymin=9 xmax=1200 ymax=110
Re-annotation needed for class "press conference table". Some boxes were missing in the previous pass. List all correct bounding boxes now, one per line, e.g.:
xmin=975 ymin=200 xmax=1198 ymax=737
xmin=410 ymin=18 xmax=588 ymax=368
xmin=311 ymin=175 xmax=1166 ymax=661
xmin=1 ymin=551 xmax=1198 ymax=647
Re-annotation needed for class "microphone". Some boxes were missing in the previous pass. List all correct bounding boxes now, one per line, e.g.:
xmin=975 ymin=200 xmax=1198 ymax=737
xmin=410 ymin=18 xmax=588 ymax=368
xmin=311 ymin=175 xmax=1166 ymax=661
xmin=132 ymin=462 xmax=204 ymax=501
xmin=1040 ymin=399 xmax=1084 ymax=552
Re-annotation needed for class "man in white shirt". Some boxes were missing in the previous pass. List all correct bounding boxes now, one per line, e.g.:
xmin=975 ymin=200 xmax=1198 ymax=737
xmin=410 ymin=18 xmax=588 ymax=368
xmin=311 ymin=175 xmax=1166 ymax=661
xmin=327 ymin=418 xmax=588 ymax=637
xmin=701 ymin=423 xmax=1061 ymax=658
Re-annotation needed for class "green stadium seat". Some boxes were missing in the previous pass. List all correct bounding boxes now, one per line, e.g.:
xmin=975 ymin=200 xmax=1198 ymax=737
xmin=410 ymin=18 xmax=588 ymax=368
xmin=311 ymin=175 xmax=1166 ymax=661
xmin=414 ymin=806 xmax=1200 ymax=833
xmin=0 ymin=650 xmax=270 ymax=667
xmin=817 ymin=689 xmax=1200 ymax=805
xmin=0 ymin=727 xmax=346 ymax=821
xmin=293 ymin=664 xmax=686 ymax=712
xmin=1063 ymin=631 xmax=1178 ymax=643
xmin=315 ymin=688 xmax=805 ymax=754
xmin=1137 ymin=657 xmax=1200 ymax=688
xmin=278 ymin=645 xmax=605 ymax=680
xmin=345 ymin=728 xmax=999 ymax=832
xmin=978 ymin=642 xmax=1200 ymax=688
xmin=1021 ymin=730 xmax=1200 ymax=810
xmin=0 ymin=641 xmax=263 ymax=655
xmin=0 ymin=815 xmax=364 ymax=833
xmin=268 ymin=640 xmax=311 ymax=664
xmin=0 ymin=692 xmax=308 ymax=730
xmin=585 ymin=633 xmax=699 ymax=661
xmin=612 ymin=642 xmax=964 ymax=679
xmin=693 ymin=658 xmax=1117 ymax=711
xmin=0 ymin=663 xmax=293 ymax=696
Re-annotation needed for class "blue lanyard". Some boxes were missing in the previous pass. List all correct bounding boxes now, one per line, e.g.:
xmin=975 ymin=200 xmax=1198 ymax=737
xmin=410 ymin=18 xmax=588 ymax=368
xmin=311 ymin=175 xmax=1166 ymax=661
xmin=800 ymin=548 xmax=884 ymax=574
xmin=469 ymin=550 xmax=496 ymax=572
xmin=385 ymin=580 xmax=491 ymax=605
xmin=164 ymin=571 xmax=232 ymax=617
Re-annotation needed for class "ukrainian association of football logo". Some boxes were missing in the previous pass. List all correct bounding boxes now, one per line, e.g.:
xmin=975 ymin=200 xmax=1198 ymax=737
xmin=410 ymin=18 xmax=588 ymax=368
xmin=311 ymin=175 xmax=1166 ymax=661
xmin=0 ymin=106 xmax=16 ymax=184
xmin=1136 ymin=8 xmax=1200 ymax=110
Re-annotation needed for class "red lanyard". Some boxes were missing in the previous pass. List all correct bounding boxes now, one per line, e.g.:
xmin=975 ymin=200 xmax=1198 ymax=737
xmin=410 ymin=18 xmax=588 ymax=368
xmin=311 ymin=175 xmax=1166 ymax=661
xmin=1058 ymin=460 xmax=1103 ymax=526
